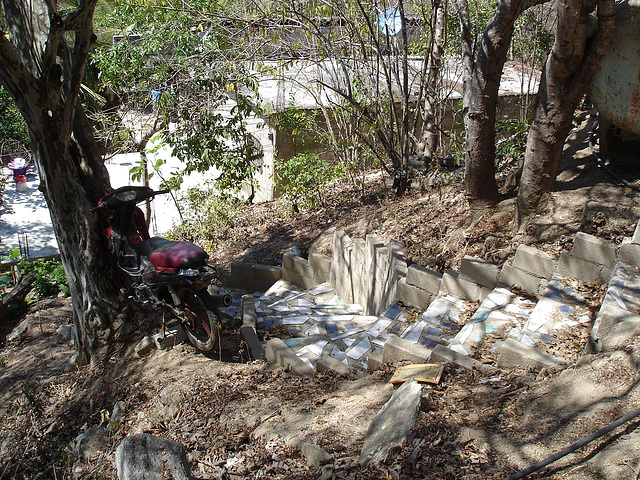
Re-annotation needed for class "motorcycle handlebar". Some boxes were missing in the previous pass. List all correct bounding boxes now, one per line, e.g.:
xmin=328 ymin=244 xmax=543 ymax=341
xmin=90 ymin=188 xmax=170 ymax=213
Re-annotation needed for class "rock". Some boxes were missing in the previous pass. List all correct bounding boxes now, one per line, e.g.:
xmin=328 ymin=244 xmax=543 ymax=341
xmin=56 ymin=324 xmax=72 ymax=340
xmin=6 ymin=318 xmax=30 ymax=342
xmin=299 ymin=442 xmax=333 ymax=468
xmin=73 ymin=426 xmax=107 ymax=461
xmin=135 ymin=336 xmax=155 ymax=357
xmin=359 ymin=378 xmax=423 ymax=465
xmin=115 ymin=434 xmax=194 ymax=480
xmin=109 ymin=400 xmax=127 ymax=431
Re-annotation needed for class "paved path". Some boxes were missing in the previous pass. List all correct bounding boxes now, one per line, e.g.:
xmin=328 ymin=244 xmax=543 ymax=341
xmin=0 ymin=166 xmax=58 ymax=258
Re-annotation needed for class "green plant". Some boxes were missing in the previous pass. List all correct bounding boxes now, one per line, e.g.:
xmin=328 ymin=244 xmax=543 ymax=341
xmin=170 ymin=182 xmax=242 ymax=246
xmin=0 ymin=86 xmax=29 ymax=147
xmin=274 ymin=153 xmax=344 ymax=214
xmin=18 ymin=258 xmax=69 ymax=298
xmin=495 ymin=118 xmax=530 ymax=167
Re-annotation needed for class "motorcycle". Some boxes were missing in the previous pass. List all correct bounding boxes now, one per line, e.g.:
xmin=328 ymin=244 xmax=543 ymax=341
xmin=91 ymin=185 xmax=231 ymax=352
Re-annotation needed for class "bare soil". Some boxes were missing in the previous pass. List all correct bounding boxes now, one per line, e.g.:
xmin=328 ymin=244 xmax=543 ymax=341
xmin=2 ymin=113 xmax=640 ymax=479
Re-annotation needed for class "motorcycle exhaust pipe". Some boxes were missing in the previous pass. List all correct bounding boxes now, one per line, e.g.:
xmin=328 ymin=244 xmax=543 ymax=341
xmin=210 ymin=294 xmax=233 ymax=307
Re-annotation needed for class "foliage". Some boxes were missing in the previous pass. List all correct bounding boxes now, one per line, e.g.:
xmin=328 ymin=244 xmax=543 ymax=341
xmin=18 ymin=258 xmax=69 ymax=299
xmin=495 ymin=117 xmax=530 ymax=166
xmin=0 ymin=86 xmax=29 ymax=148
xmin=275 ymin=153 xmax=344 ymax=213
xmin=170 ymin=182 xmax=242 ymax=247
xmin=92 ymin=0 xmax=265 ymax=195
xmin=272 ymin=108 xmax=320 ymax=150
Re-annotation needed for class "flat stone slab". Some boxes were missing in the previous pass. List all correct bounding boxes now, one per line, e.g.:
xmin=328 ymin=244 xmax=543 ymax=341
xmin=115 ymin=434 xmax=194 ymax=480
xmin=359 ymin=378 xmax=423 ymax=465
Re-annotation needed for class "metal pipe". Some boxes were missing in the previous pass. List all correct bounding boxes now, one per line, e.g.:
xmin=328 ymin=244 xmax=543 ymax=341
xmin=505 ymin=406 xmax=640 ymax=480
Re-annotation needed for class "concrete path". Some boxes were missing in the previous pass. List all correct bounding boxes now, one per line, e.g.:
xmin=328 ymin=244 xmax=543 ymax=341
xmin=0 ymin=165 xmax=58 ymax=258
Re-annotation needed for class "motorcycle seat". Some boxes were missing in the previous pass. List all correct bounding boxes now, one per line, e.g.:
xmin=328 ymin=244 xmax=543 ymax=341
xmin=146 ymin=237 xmax=208 ymax=269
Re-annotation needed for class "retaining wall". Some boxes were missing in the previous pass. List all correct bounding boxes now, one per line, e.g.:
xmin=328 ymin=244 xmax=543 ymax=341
xmin=226 ymin=228 xmax=629 ymax=317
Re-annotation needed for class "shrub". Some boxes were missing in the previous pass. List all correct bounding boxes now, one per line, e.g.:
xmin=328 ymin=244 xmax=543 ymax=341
xmin=170 ymin=182 xmax=242 ymax=248
xmin=18 ymin=258 xmax=69 ymax=298
xmin=274 ymin=153 xmax=343 ymax=214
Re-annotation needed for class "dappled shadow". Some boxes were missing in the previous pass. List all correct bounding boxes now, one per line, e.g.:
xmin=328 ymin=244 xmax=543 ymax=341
xmin=0 ymin=168 xmax=58 ymax=256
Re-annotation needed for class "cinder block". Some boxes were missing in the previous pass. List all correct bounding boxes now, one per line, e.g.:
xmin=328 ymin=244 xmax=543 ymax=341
xmin=587 ymin=303 xmax=638 ymax=352
xmin=241 ymin=294 xmax=257 ymax=328
xmin=498 ymin=264 xmax=546 ymax=296
xmin=353 ymin=238 xmax=366 ymax=261
xmin=316 ymin=356 xmax=352 ymax=375
xmin=632 ymin=220 xmax=640 ymax=244
xmin=430 ymin=344 xmax=492 ymax=372
xmin=512 ymin=245 xmax=555 ymax=280
xmin=406 ymin=264 xmax=442 ymax=295
xmin=367 ymin=350 xmax=384 ymax=371
xmin=572 ymin=232 xmax=616 ymax=268
xmin=292 ymin=255 xmax=312 ymax=277
xmin=600 ymin=317 xmax=640 ymax=352
xmin=497 ymin=338 xmax=568 ymax=371
xmin=396 ymin=278 xmax=432 ymax=309
xmin=283 ymin=251 xmax=297 ymax=271
xmin=282 ymin=267 xmax=304 ymax=288
xmin=254 ymin=264 xmax=282 ymax=282
xmin=459 ymin=256 xmax=500 ymax=289
xmin=382 ymin=336 xmax=432 ymax=364
xmin=439 ymin=270 xmax=489 ymax=301
xmin=266 ymin=338 xmax=315 ymax=378
xmin=240 ymin=326 xmax=265 ymax=360
xmin=231 ymin=261 xmax=256 ymax=279
xmin=152 ymin=324 xmax=187 ymax=350
xmin=556 ymin=252 xmax=608 ymax=284
xmin=309 ymin=252 xmax=332 ymax=275
xmin=617 ymin=243 xmax=640 ymax=268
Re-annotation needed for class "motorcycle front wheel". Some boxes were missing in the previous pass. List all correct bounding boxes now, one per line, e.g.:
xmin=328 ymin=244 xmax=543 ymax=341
xmin=172 ymin=287 xmax=221 ymax=352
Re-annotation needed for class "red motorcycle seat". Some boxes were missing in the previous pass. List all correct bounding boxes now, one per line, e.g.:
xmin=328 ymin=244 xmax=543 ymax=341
xmin=146 ymin=237 xmax=208 ymax=269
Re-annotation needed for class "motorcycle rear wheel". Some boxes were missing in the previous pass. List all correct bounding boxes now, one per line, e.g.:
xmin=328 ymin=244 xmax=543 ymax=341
xmin=173 ymin=287 xmax=221 ymax=352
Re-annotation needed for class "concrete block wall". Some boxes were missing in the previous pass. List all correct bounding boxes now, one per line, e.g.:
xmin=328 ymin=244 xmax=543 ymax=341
xmin=223 ymin=261 xmax=282 ymax=291
xmin=327 ymin=231 xmax=410 ymax=315
xmin=228 ymin=220 xmax=640 ymax=324
xmin=396 ymin=264 xmax=442 ymax=310
xmin=498 ymin=244 xmax=555 ymax=295
xmin=617 ymin=222 xmax=640 ymax=268
xmin=556 ymin=232 xmax=616 ymax=284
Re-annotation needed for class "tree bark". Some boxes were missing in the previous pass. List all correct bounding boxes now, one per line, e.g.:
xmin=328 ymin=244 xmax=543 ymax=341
xmin=417 ymin=0 xmax=447 ymax=163
xmin=514 ymin=0 xmax=616 ymax=230
xmin=458 ymin=0 xmax=527 ymax=211
xmin=0 ymin=0 xmax=118 ymax=364
xmin=0 ymin=273 xmax=36 ymax=316
xmin=457 ymin=0 xmax=550 ymax=213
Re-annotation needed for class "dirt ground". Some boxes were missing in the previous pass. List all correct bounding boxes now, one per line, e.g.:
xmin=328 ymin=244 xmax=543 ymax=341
xmin=2 ymin=112 xmax=640 ymax=479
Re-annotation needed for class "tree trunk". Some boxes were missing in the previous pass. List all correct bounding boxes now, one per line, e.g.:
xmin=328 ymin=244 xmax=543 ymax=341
xmin=417 ymin=0 xmax=447 ymax=163
xmin=457 ymin=0 xmax=550 ymax=213
xmin=0 ymin=0 xmax=119 ymax=364
xmin=458 ymin=0 xmax=532 ymax=212
xmin=514 ymin=0 xmax=616 ymax=230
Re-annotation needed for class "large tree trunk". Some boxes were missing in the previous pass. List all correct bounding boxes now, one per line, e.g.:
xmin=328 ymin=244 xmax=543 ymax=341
xmin=0 ymin=0 xmax=118 ymax=364
xmin=514 ymin=0 xmax=615 ymax=230
xmin=457 ymin=0 xmax=549 ymax=213
xmin=417 ymin=0 xmax=447 ymax=163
